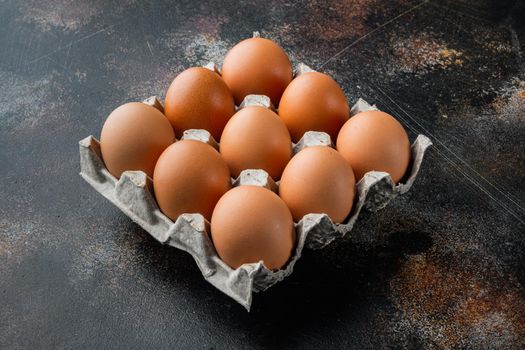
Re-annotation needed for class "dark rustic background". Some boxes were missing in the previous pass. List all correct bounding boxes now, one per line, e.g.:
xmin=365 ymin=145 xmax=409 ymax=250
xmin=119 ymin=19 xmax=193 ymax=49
xmin=1 ymin=0 xmax=525 ymax=348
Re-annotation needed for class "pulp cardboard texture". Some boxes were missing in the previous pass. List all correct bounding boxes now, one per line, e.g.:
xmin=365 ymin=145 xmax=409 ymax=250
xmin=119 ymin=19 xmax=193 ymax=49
xmin=79 ymin=63 xmax=432 ymax=311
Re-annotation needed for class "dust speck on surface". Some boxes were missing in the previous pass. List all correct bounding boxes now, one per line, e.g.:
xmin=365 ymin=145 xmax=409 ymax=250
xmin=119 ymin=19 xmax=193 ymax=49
xmin=484 ymin=40 xmax=514 ymax=54
xmin=19 ymin=0 xmax=136 ymax=31
xmin=302 ymin=0 xmax=370 ymax=41
xmin=159 ymin=32 xmax=231 ymax=68
xmin=390 ymin=32 xmax=465 ymax=74
xmin=490 ymin=78 xmax=525 ymax=121
xmin=20 ymin=1 xmax=98 ymax=31
xmin=190 ymin=15 xmax=229 ymax=38
xmin=74 ymin=69 xmax=87 ymax=82
xmin=100 ymin=18 xmax=234 ymax=102
xmin=0 ymin=69 xmax=67 ymax=132
xmin=266 ymin=0 xmax=416 ymax=67
xmin=389 ymin=252 xmax=525 ymax=349
xmin=0 ymin=220 xmax=34 ymax=267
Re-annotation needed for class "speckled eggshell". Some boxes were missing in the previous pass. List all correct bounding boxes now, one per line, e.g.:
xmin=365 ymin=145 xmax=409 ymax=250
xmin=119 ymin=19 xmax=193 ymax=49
xmin=211 ymin=186 xmax=296 ymax=270
xmin=278 ymin=72 xmax=350 ymax=143
xmin=336 ymin=110 xmax=411 ymax=183
xmin=219 ymin=106 xmax=292 ymax=180
xmin=153 ymin=140 xmax=232 ymax=222
xmin=100 ymin=102 xmax=175 ymax=179
xmin=221 ymin=38 xmax=293 ymax=106
xmin=164 ymin=67 xmax=235 ymax=141
xmin=279 ymin=146 xmax=356 ymax=223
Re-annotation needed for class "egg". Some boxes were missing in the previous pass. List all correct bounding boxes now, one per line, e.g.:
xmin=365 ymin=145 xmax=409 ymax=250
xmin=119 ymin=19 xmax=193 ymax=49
xmin=164 ymin=67 xmax=235 ymax=141
xmin=219 ymin=106 xmax=292 ymax=180
xmin=100 ymin=102 xmax=175 ymax=178
xmin=221 ymin=37 xmax=293 ymax=106
xmin=211 ymin=186 xmax=295 ymax=270
xmin=336 ymin=110 xmax=411 ymax=183
xmin=278 ymin=72 xmax=350 ymax=143
xmin=153 ymin=140 xmax=231 ymax=222
xmin=279 ymin=146 xmax=355 ymax=223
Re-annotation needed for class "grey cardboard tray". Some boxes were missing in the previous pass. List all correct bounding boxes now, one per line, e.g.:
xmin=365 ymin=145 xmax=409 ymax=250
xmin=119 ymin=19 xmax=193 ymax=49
xmin=79 ymin=85 xmax=432 ymax=310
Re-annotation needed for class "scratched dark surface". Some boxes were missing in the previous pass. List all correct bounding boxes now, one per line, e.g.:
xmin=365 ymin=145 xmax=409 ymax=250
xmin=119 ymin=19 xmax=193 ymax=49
xmin=1 ymin=0 xmax=525 ymax=349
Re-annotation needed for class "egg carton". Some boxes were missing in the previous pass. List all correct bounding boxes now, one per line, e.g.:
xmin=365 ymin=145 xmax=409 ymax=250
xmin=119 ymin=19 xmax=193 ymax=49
xmin=79 ymin=86 xmax=431 ymax=310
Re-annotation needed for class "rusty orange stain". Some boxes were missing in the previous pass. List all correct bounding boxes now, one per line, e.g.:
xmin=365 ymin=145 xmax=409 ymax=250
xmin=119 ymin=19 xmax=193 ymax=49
xmin=390 ymin=253 xmax=525 ymax=348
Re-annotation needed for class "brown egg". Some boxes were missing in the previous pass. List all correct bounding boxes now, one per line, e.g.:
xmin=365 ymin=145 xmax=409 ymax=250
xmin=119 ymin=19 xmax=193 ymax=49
xmin=279 ymin=146 xmax=355 ymax=223
xmin=164 ymin=67 xmax=235 ymax=141
xmin=100 ymin=102 xmax=175 ymax=178
xmin=221 ymin=38 xmax=293 ymax=106
xmin=153 ymin=140 xmax=231 ymax=222
xmin=211 ymin=186 xmax=295 ymax=270
xmin=278 ymin=72 xmax=350 ymax=143
xmin=336 ymin=110 xmax=411 ymax=183
xmin=219 ymin=106 xmax=292 ymax=180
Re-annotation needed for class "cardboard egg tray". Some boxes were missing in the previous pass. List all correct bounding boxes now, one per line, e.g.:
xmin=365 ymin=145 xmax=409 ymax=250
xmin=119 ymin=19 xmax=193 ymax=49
xmin=79 ymin=62 xmax=432 ymax=310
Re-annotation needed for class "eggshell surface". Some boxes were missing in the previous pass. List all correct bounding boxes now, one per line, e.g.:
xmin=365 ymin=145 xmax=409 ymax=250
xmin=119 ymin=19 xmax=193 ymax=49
xmin=279 ymin=146 xmax=356 ymax=223
xmin=336 ymin=110 xmax=411 ymax=183
xmin=221 ymin=38 xmax=292 ymax=106
xmin=164 ymin=67 xmax=235 ymax=141
xmin=219 ymin=106 xmax=292 ymax=180
xmin=100 ymin=102 xmax=175 ymax=179
xmin=153 ymin=140 xmax=231 ymax=222
xmin=278 ymin=72 xmax=349 ymax=143
xmin=211 ymin=186 xmax=295 ymax=270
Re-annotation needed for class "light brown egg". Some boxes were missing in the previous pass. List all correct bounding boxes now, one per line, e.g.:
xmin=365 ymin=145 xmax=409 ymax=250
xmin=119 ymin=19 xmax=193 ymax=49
xmin=100 ymin=102 xmax=175 ymax=178
xmin=164 ymin=67 xmax=235 ymax=141
xmin=279 ymin=146 xmax=355 ymax=223
xmin=221 ymin=38 xmax=293 ymax=106
xmin=219 ymin=106 xmax=292 ymax=180
xmin=278 ymin=72 xmax=349 ymax=143
xmin=211 ymin=186 xmax=295 ymax=270
xmin=153 ymin=140 xmax=231 ymax=222
xmin=336 ymin=110 xmax=411 ymax=183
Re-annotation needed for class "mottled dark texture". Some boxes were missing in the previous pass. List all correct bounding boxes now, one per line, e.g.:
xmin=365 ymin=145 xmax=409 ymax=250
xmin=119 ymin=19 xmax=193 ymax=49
xmin=1 ymin=0 xmax=524 ymax=349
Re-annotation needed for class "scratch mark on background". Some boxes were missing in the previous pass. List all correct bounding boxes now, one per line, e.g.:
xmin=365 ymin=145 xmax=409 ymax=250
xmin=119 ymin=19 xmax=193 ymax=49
xmin=367 ymin=82 xmax=525 ymax=226
xmin=64 ymin=42 xmax=72 ymax=70
xmin=315 ymin=0 xmax=525 ymax=225
xmin=318 ymin=0 xmax=430 ymax=69
xmin=26 ymin=21 xmax=124 ymax=66
xmin=146 ymin=41 xmax=154 ymax=57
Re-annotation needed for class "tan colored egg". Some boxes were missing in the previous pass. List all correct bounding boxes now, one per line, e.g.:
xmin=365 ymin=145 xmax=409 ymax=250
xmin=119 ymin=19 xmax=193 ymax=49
xmin=211 ymin=186 xmax=295 ymax=270
xmin=221 ymin=38 xmax=293 ymax=106
xmin=153 ymin=140 xmax=231 ymax=222
xmin=219 ymin=106 xmax=292 ymax=180
xmin=278 ymin=72 xmax=349 ymax=143
xmin=100 ymin=102 xmax=175 ymax=178
xmin=279 ymin=146 xmax=355 ymax=223
xmin=164 ymin=67 xmax=235 ymax=141
xmin=336 ymin=110 xmax=411 ymax=183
